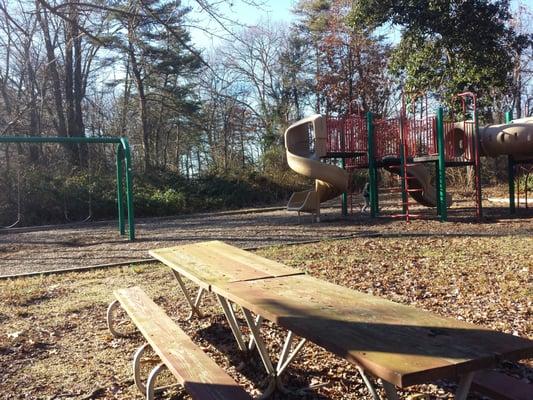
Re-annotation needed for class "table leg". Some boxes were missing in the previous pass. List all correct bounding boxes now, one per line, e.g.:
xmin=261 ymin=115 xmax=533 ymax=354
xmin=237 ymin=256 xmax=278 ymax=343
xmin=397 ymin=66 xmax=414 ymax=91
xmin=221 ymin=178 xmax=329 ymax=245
xmin=356 ymin=366 xmax=381 ymax=400
xmin=242 ymin=307 xmax=276 ymax=374
xmin=248 ymin=315 xmax=263 ymax=351
xmin=382 ymin=380 xmax=399 ymax=400
xmin=455 ymin=372 xmax=475 ymax=400
xmin=216 ymin=294 xmax=247 ymax=352
xmin=277 ymin=331 xmax=307 ymax=376
xmin=171 ymin=270 xmax=204 ymax=320
xmin=241 ymin=307 xmax=307 ymax=398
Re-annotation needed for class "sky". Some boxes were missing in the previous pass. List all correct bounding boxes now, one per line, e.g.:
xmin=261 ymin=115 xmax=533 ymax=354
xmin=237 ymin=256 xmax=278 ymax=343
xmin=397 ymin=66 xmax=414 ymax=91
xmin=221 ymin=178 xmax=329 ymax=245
xmin=186 ymin=0 xmax=297 ymax=49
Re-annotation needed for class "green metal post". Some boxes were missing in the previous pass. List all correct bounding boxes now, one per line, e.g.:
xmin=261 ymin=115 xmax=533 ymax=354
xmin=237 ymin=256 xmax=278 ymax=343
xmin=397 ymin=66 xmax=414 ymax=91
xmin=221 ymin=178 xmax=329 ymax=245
xmin=436 ymin=107 xmax=447 ymax=221
xmin=367 ymin=112 xmax=379 ymax=217
xmin=121 ymin=138 xmax=135 ymax=241
xmin=341 ymin=158 xmax=348 ymax=216
xmin=505 ymin=111 xmax=515 ymax=214
xmin=116 ymin=145 xmax=125 ymax=235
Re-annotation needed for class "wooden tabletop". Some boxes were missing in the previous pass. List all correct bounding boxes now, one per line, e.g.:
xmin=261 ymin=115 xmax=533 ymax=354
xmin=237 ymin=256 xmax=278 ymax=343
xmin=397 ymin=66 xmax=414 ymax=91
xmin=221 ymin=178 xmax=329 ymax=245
xmin=212 ymin=274 xmax=533 ymax=387
xmin=149 ymin=241 xmax=303 ymax=290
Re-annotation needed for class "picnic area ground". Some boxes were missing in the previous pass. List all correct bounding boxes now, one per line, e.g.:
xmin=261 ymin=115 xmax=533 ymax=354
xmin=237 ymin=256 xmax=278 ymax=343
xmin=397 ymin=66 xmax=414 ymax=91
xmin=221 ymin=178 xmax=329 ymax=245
xmin=0 ymin=194 xmax=532 ymax=399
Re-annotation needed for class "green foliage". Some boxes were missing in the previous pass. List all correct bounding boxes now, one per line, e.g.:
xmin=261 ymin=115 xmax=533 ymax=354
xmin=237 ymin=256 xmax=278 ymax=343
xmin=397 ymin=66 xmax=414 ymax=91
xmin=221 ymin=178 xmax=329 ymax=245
xmin=295 ymin=0 xmax=332 ymax=35
xmin=0 ymin=167 xmax=298 ymax=226
xmin=349 ymin=0 xmax=531 ymax=105
xmin=295 ymin=0 xmax=393 ymax=115
xmin=261 ymin=146 xmax=288 ymax=174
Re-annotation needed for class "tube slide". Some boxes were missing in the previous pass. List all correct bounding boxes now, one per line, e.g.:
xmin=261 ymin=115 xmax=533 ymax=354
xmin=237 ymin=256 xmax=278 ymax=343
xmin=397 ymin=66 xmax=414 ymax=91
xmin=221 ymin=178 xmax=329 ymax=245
xmin=479 ymin=117 xmax=533 ymax=160
xmin=285 ymin=115 xmax=349 ymax=220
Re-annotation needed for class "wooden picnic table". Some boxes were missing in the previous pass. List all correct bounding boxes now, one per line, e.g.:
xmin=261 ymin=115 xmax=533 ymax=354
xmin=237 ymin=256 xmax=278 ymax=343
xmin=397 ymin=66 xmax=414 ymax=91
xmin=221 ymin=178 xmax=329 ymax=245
xmin=149 ymin=241 xmax=533 ymax=399
xmin=213 ymin=274 xmax=533 ymax=388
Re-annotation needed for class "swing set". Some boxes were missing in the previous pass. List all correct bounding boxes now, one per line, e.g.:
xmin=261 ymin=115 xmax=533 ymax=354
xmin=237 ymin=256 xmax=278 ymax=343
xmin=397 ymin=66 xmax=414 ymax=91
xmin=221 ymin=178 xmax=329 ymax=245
xmin=0 ymin=136 xmax=135 ymax=241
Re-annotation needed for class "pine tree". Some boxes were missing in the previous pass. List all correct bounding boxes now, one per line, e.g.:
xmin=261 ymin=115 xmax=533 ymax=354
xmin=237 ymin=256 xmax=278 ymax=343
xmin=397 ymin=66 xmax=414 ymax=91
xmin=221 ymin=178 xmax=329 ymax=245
xmin=103 ymin=0 xmax=201 ymax=170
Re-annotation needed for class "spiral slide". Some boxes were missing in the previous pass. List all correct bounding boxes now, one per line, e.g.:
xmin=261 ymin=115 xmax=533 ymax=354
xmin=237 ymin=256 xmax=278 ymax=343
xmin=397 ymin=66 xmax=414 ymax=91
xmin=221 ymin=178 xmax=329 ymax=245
xmin=284 ymin=115 xmax=349 ymax=220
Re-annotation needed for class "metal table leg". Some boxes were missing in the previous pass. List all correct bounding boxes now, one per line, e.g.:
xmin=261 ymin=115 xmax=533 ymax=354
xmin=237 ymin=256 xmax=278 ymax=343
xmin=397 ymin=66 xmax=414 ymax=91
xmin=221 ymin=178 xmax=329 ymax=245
xmin=455 ymin=372 xmax=475 ymax=400
xmin=382 ymin=380 xmax=399 ymax=400
xmin=171 ymin=270 xmax=204 ymax=320
xmin=356 ymin=366 xmax=381 ymax=400
xmin=248 ymin=315 xmax=263 ymax=351
xmin=241 ymin=307 xmax=307 ymax=398
xmin=216 ymin=294 xmax=248 ymax=352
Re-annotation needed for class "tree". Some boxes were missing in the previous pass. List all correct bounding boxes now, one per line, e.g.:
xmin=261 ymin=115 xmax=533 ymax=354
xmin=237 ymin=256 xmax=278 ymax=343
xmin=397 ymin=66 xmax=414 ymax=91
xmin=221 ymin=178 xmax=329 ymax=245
xmin=350 ymin=0 xmax=532 ymax=107
xmin=103 ymin=0 xmax=201 ymax=170
xmin=218 ymin=22 xmax=296 ymax=151
xmin=295 ymin=0 xmax=393 ymax=116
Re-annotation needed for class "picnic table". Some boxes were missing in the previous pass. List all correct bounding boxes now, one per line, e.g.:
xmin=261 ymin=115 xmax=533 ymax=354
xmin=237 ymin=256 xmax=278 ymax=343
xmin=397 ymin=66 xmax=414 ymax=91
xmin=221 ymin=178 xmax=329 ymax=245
xmin=149 ymin=240 xmax=533 ymax=399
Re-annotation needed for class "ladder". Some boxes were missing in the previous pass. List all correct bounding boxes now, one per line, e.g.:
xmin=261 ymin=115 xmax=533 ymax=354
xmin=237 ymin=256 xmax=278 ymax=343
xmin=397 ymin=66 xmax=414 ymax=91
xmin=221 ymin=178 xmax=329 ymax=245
xmin=395 ymin=118 xmax=423 ymax=222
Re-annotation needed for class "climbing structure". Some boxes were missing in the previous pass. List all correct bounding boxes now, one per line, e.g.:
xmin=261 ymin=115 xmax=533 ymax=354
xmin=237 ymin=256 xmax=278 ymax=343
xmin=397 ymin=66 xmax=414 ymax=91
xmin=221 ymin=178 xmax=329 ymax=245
xmin=285 ymin=92 xmax=533 ymax=222
xmin=323 ymin=98 xmax=468 ymax=221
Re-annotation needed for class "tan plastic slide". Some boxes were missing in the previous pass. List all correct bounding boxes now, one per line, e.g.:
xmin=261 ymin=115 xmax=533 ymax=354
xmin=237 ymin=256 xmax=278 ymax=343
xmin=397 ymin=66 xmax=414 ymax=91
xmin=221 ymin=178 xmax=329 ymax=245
xmin=385 ymin=163 xmax=453 ymax=208
xmin=284 ymin=114 xmax=349 ymax=221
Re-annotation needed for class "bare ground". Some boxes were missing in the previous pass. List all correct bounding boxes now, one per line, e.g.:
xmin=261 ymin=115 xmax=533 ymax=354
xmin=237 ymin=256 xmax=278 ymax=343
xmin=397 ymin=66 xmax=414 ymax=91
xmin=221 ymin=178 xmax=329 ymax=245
xmin=0 ymin=192 xmax=532 ymax=399
xmin=0 ymin=233 xmax=531 ymax=400
xmin=1 ymin=193 xmax=532 ymax=277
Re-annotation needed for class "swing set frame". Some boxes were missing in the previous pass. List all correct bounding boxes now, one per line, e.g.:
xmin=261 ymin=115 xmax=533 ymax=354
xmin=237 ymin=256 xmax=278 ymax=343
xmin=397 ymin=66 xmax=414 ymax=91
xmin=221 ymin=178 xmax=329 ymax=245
xmin=0 ymin=136 xmax=135 ymax=241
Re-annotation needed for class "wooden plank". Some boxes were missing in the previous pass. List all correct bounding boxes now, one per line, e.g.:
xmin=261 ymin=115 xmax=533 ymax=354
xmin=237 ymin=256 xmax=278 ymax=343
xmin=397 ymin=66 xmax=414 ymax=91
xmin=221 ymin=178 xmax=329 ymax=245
xmin=149 ymin=241 xmax=303 ymax=288
xmin=114 ymin=287 xmax=251 ymax=400
xmin=212 ymin=275 xmax=533 ymax=388
xmin=472 ymin=370 xmax=533 ymax=400
xmin=197 ymin=241 xmax=302 ymax=278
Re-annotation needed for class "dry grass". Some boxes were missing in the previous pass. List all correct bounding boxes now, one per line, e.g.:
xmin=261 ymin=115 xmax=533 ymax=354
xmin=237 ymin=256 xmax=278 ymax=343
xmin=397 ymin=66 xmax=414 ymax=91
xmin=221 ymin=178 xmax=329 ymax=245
xmin=0 ymin=234 xmax=532 ymax=400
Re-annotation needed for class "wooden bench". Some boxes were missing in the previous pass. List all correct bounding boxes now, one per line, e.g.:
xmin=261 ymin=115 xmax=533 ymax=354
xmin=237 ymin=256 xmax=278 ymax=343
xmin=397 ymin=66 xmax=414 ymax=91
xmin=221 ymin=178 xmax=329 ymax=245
xmin=108 ymin=286 xmax=251 ymax=400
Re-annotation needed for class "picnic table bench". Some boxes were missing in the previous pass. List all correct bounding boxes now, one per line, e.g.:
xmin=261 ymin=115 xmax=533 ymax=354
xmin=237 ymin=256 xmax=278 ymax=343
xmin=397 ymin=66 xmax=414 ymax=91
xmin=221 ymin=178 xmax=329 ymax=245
xmin=108 ymin=286 xmax=251 ymax=400
xmin=117 ymin=240 xmax=533 ymax=399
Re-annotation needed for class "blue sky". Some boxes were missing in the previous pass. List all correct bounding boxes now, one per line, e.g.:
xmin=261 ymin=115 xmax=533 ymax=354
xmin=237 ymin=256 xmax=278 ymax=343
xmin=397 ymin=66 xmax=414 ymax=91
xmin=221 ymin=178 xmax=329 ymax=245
xmin=187 ymin=0 xmax=296 ymax=49
xmin=227 ymin=0 xmax=296 ymax=23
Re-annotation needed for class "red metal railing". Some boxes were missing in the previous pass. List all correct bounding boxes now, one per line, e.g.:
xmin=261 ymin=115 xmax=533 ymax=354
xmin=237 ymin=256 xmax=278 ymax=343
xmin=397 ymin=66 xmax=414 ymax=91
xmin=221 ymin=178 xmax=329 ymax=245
xmin=405 ymin=116 xmax=438 ymax=157
xmin=374 ymin=118 xmax=401 ymax=159
xmin=326 ymin=114 xmax=367 ymax=155
xmin=325 ymin=112 xmax=477 ymax=163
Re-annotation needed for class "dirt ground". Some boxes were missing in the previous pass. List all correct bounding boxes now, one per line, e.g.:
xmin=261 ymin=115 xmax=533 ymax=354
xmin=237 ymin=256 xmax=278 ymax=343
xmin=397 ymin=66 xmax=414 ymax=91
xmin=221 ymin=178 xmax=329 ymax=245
xmin=0 ymin=192 xmax=532 ymax=399
xmin=1 ymin=192 xmax=532 ymax=277
xmin=0 ymin=232 xmax=531 ymax=400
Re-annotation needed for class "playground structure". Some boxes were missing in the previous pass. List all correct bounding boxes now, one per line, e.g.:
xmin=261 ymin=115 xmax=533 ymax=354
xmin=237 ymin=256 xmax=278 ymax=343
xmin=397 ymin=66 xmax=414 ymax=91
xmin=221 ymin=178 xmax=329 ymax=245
xmin=284 ymin=92 xmax=533 ymax=221
xmin=0 ymin=136 xmax=135 ymax=240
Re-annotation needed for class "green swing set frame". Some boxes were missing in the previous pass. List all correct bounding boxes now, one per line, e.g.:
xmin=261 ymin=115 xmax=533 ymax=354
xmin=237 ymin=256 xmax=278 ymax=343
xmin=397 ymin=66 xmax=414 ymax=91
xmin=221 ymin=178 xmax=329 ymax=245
xmin=0 ymin=136 xmax=135 ymax=240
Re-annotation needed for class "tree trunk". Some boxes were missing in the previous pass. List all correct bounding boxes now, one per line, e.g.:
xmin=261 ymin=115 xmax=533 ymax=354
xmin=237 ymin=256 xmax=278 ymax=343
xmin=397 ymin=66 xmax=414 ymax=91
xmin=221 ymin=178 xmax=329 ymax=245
xmin=127 ymin=38 xmax=150 ymax=170
xmin=36 ymin=2 xmax=67 ymax=138
xmin=119 ymin=61 xmax=131 ymax=135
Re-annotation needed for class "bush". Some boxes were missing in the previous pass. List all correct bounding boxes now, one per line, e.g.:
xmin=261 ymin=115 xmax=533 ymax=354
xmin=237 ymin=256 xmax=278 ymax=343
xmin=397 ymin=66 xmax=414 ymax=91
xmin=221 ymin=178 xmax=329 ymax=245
xmin=0 ymin=166 xmax=300 ymax=226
